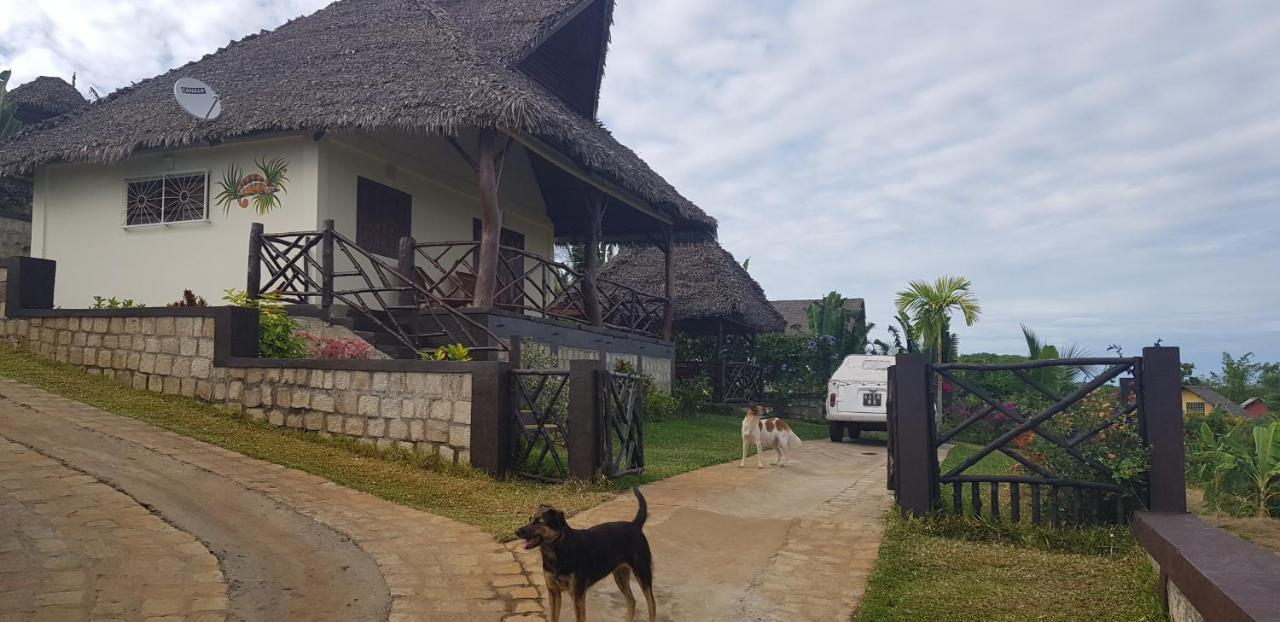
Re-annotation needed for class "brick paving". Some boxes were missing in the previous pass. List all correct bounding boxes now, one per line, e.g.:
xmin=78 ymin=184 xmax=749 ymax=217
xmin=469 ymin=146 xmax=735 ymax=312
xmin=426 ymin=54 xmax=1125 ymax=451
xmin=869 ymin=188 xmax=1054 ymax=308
xmin=511 ymin=440 xmax=891 ymax=621
xmin=0 ymin=379 xmax=543 ymax=622
xmin=0 ymin=438 xmax=226 ymax=622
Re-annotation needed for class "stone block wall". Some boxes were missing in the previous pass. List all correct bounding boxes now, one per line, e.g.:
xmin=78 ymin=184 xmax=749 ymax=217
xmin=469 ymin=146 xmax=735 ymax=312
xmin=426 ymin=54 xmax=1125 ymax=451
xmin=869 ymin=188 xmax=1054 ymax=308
xmin=0 ymin=262 xmax=476 ymax=464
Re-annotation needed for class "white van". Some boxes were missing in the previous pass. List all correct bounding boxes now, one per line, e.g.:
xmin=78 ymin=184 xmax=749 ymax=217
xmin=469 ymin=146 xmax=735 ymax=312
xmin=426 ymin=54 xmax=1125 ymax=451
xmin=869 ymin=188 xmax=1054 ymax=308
xmin=825 ymin=355 xmax=894 ymax=442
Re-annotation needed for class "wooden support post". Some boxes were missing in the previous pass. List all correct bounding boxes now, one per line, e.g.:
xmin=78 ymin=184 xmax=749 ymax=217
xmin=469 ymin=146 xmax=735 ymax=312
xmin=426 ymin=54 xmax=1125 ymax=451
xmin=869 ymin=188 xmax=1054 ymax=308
xmin=583 ymin=193 xmax=605 ymax=327
xmin=247 ymin=222 xmax=263 ymax=300
xmin=321 ymin=219 xmax=335 ymax=317
xmin=715 ymin=320 xmax=726 ymax=402
xmin=892 ymin=353 xmax=937 ymax=517
xmin=1142 ymin=346 xmax=1187 ymax=513
xmin=661 ymin=226 xmax=675 ymax=340
xmin=473 ymin=129 xmax=505 ymax=309
xmin=568 ymin=359 xmax=605 ymax=480
xmin=397 ymin=235 xmax=416 ymax=307
xmin=468 ymin=362 xmax=512 ymax=477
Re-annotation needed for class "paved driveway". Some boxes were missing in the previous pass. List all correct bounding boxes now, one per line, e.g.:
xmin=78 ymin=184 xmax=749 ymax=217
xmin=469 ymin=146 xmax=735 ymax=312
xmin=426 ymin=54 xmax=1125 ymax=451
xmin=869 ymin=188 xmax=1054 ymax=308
xmin=0 ymin=379 xmax=540 ymax=622
xmin=511 ymin=437 xmax=891 ymax=621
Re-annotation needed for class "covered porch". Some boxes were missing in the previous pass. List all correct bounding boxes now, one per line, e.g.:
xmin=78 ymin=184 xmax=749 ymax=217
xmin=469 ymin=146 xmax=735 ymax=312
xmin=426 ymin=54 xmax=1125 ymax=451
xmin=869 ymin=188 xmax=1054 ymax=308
xmin=248 ymin=128 xmax=712 ymax=364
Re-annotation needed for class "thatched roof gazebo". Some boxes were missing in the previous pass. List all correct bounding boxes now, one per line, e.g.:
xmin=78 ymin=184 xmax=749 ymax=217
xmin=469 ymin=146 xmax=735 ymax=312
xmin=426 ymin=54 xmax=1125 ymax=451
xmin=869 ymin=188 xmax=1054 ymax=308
xmin=8 ymin=76 xmax=85 ymax=123
xmin=601 ymin=242 xmax=783 ymax=402
xmin=601 ymin=242 xmax=784 ymax=336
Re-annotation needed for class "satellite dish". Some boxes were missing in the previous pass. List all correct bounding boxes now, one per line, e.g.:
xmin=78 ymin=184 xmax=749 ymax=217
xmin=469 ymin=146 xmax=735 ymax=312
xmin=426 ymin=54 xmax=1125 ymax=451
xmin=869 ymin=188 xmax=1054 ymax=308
xmin=173 ymin=77 xmax=222 ymax=120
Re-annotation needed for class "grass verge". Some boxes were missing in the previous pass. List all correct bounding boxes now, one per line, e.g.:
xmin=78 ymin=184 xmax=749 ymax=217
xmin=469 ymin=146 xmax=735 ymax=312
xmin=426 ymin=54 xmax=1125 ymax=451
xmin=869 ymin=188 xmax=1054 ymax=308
xmin=617 ymin=414 xmax=828 ymax=486
xmin=857 ymin=441 xmax=1165 ymax=621
xmin=1188 ymin=488 xmax=1280 ymax=554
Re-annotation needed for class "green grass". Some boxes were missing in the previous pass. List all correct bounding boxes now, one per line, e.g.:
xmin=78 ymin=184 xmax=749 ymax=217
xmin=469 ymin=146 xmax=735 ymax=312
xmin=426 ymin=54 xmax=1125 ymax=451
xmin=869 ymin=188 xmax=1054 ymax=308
xmin=617 ymin=414 xmax=828 ymax=486
xmin=858 ymin=441 xmax=1165 ymax=621
xmin=856 ymin=514 xmax=1164 ymax=622
xmin=0 ymin=345 xmax=821 ymax=540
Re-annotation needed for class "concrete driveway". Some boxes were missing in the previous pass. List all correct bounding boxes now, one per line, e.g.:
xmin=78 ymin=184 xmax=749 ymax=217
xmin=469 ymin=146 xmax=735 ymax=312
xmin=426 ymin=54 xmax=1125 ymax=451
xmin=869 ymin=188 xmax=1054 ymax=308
xmin=511 ymin=437 xmax=891 ymax=621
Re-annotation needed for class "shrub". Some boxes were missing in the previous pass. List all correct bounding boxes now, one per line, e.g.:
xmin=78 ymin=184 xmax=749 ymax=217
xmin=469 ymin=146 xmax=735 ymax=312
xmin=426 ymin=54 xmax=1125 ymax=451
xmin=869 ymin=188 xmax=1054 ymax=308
xmin=167 ymin=290 xmax=207 ymax=307
xmin=643 ymin=388 xmax=678 ymax=423
xmin=673 ymin=376 xmax=713 ymax=416
xmin=300 ymin=332 xmax=374 ymax=360
xmin=222 ymin=289 xmax=306 ymax=359
xmin=425 ymin=343 xmax=471 ymax=361
xmin=91 ymin=296 xmax=144 ymax=309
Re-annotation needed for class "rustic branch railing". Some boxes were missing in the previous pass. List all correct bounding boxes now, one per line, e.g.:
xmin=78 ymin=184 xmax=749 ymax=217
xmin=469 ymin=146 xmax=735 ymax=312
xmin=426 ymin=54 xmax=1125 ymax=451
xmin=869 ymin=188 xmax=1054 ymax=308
xmin=412 ymin=241 xmax=666 ymax=338
xmin=721 ymin=362 xmax=764 ymax=404
xmin=510 ymin=370 xmax=571 ymax=482
xmin=600 ymin=371 xmax=645 ymax=477
xmin=888 ymin=351 xmax=1187 ymax=527
xmin=250 ymin=222 xmax=506 ymax=356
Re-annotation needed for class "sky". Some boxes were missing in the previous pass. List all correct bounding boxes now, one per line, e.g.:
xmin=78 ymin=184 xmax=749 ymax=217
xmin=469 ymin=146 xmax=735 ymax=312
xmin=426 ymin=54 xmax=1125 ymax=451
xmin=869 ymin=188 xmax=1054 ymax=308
xmin=2 ymin=0 xmax=1277 ymax=373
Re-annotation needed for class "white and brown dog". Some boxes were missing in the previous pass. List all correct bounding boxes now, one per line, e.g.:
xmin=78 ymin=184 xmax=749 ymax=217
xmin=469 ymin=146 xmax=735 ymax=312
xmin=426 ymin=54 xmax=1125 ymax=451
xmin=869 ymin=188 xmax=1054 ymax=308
xmin=740 ymin=404 xmax=802 ymax=468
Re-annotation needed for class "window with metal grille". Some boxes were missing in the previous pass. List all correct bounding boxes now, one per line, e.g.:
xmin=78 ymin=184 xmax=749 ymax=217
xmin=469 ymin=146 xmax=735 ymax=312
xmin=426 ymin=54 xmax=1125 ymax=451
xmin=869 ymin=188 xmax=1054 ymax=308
xmin=356 ymin=177 xmax=412 ymax=257
xmin=125 ymin=172 xmax=208 ymax=226
xmin=1185 ymin=401 xmax=1206 ymax=415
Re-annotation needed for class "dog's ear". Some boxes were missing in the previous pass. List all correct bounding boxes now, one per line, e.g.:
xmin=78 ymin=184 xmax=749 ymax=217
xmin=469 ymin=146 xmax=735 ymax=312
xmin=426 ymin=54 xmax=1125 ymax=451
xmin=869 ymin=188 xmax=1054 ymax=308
xmin=545 ymin=508 xmax=568 ymax=530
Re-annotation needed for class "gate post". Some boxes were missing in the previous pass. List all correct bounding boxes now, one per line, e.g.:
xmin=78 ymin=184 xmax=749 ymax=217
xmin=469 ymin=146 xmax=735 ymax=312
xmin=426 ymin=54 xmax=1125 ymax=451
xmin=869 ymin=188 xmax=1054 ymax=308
xmin=893 ymin=353 xmax=936 ymax=517
xmin=468 ymin=362 xmax=512 ymax=477
xmin=247 ymin=222 xmax=263 ymax=300
xmin=1142 ymin=346 xmax=1186 ymax=513
xmin=568 ymin=359 xmax=605 ymax=480
xmin=321 ymin=219 xmax=335 ymax=317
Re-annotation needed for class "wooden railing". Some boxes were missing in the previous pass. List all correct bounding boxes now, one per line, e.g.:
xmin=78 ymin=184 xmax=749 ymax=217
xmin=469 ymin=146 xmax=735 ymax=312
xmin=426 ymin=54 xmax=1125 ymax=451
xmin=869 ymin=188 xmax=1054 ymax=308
xmin=411 ymin=240 xmax=667 ymax=338
xmin=888 ymin=348 xmax=1187 ymax=526
xmin=249 ymin=221 xmax=506 ymax=356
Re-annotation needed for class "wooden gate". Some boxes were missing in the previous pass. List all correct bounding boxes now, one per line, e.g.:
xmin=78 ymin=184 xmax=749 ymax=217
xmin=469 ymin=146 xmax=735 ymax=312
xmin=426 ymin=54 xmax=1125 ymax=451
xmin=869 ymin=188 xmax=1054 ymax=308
xmin=507 ymin=360 xmax=646 ymax=482
xmin=887 ymin=347 xmax=1187 ymax=525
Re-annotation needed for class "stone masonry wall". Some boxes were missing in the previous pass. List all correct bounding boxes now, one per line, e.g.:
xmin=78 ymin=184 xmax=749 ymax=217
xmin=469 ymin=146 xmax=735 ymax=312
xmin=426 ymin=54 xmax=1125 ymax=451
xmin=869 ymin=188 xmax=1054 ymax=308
xmin=0 ymin=301 xmax=474 ymax=465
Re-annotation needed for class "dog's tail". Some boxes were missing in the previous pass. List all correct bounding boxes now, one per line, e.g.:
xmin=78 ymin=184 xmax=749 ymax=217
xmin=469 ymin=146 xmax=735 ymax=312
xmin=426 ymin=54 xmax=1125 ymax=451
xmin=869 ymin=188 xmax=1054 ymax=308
xmin=632 ymin=487 xmax=648 ymax=528
xmin=790 ymin=428 xmax=804 ymax=447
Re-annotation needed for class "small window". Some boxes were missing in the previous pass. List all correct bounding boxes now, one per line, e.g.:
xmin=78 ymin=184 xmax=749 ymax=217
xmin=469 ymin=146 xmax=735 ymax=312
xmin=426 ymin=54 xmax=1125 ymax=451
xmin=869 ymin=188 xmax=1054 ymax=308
xmin=863 ymin=391 xmax=883 ymax=407
xmin=357 ymin=177 xmax=412 ymax=257
xmin=1185 ymin=401 xmax=1206 ymax=415
xmin=125 ymin=172 xmax=208 ymax=226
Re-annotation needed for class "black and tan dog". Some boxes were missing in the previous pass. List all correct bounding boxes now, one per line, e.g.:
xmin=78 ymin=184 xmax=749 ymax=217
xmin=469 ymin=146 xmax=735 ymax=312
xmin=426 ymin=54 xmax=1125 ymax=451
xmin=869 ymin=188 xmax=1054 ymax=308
xmin=515 ymin=488 xmax=656 ymax=622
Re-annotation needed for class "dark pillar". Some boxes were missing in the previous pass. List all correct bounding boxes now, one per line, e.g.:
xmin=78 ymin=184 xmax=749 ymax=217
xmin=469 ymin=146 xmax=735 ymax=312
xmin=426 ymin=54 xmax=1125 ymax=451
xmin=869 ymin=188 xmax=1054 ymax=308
xmin=469 ymin=361 xmax=513 ymax=477
xmin=1143 ymin=346 xmax=1187 ymax=513
xmin=893 ymin=353 xmax=936 ymax=517
xmin=568 ymin=358 xmax=604 ymax=480
xmin=473 ymin=129 xmax=504 ymax=308
xmin=715 ymin=320 xmax=726 ymax=402
xmin=247 ymin=222 xmax=263 ymax=299
xmin=582 ymin=193 xmax=605 ymax=327
xmin=321 ymin=219 xmax=335 ymax=316
xmin=212 ymin=306 xmax=261 ymax=364
xmin=397 ymin=235 xmax=416 ymax=307
xmin=2 ymin=256 xmax=56 ymax=314
xmin=661 ymin=226 xmax=675 ymax=340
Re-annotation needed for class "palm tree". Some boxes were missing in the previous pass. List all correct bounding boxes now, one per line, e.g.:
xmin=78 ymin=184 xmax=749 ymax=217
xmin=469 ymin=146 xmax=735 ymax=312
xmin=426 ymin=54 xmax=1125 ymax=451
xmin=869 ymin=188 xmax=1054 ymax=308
xmin=895 ymin=276 xmax=981 ymax=406
xmin=1020 ymin=324 xmax=1098 ymax=391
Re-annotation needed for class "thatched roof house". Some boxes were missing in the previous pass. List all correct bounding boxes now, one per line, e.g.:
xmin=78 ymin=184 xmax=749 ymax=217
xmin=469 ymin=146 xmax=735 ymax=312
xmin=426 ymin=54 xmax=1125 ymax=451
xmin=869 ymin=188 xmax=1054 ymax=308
xmin=8 ymin=76 xmax=86 ymax=123
xmin=601 ymin=242 xmax=785 ymax=335
xmin=0 ymin=0 xmax=713 ymax=241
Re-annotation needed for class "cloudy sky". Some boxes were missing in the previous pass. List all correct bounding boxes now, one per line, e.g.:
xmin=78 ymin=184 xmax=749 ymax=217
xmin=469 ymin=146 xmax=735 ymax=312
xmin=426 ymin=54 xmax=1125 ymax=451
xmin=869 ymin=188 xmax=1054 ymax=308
xmin=2 ymin=0 xmax=1277 ymax=372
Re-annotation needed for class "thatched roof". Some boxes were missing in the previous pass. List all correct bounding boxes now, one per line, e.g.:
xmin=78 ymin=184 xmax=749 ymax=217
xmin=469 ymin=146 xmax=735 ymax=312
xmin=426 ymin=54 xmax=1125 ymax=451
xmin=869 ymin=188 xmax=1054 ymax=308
xmin=0 ymin=0 xmax=714 ymax=239
xmin=600 ymin=242 xmax=785 ymax=334
xmin=771 ymin=298 xmax=865 ymax=334
xmin=8 ymin=76 xmax=86 ymax=123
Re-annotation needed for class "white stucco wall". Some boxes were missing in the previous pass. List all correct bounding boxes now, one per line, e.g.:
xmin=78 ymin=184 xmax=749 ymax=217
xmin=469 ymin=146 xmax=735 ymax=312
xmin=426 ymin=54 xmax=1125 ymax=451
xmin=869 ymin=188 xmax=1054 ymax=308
xmin=317 ymin=131 xmax=554 ymax=258
xmin=30 ymin=130 xmax=557 ymax=310
xmin=32 ymin=135 xmax=319 ymax=307
xmin=316 ymin=132 xmax=556 ymax=307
